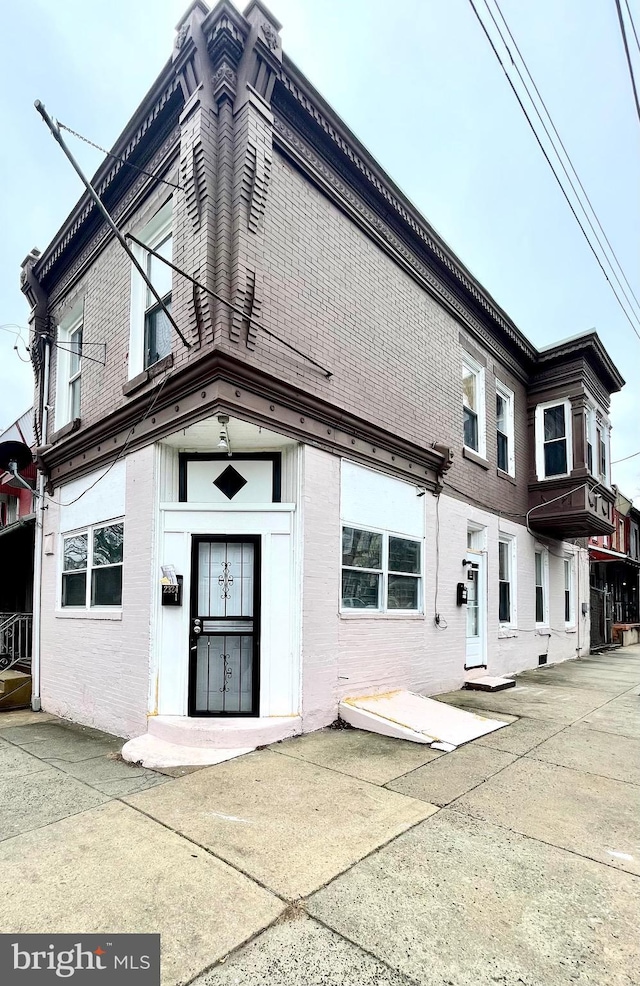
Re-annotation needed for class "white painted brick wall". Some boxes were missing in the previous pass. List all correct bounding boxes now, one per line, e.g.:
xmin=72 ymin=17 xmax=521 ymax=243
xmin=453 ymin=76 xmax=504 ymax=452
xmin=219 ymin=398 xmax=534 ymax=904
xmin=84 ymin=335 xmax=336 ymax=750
xmin=40 ymin=445 xmax=155 ymax=738
xmin=301 ymin=454 xmax=590 ymax=726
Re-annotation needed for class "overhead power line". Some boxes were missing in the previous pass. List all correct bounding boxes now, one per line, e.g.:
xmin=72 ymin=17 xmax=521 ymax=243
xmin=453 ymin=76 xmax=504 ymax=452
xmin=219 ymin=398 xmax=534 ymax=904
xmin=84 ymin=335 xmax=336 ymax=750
xmin=490 ymin=0 xmax=640 ymax=320
xmin=624 ymin=0 xmax=640 ymax=56
xmin=612 ymin=449 xmax=640 ymax=464
xmin=614 ymin=0 xmax=640 ymax=127
xmin=466 ymin=0 xmax=640 ymax=343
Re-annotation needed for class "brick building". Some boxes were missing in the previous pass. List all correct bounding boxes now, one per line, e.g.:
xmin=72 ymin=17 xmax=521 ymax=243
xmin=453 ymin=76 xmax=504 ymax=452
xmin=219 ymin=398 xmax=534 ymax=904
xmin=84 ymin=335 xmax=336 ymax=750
xmin=21 ymin=0 xmax=624 ymax=763
xmin=589 ymin=489 xmax=640 ymax=648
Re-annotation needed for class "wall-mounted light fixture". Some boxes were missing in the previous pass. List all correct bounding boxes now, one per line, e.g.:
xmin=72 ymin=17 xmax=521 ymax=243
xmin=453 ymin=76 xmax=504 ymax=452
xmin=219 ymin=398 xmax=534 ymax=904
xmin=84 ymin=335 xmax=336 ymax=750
xmin=217 ymin=415 xmax=232 ymax=457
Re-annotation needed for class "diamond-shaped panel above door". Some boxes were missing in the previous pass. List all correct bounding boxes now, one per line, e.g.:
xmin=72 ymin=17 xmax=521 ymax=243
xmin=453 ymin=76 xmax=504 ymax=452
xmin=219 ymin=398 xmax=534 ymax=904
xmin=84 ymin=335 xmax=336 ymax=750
xmin=213 ymin=464 xmax=249 ymax=500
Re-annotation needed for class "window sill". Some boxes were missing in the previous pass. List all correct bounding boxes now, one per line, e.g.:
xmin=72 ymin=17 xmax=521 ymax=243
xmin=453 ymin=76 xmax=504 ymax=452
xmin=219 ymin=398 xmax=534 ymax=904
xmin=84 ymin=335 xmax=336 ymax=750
xmin=535 ymin=625 xmax=551 ymax=634
xmin=498 ymin=628 xmax=518 ymax=638
xmin=339 ymin=611 xmax=425 ymax=621
xmin=123 ymin=354 xmax=173 ymax=397
xmin=50 ymin=418 xmax=81 ymax=445
xmin=497 ymin=468 xmax=516 ymax=486
xmin=462 ymin=447 xmax=489 ymax=470
xmin=55 ymin=609 xmax=123 ymax=621
xmin=564 ymin=626 xmax=577 ymax=634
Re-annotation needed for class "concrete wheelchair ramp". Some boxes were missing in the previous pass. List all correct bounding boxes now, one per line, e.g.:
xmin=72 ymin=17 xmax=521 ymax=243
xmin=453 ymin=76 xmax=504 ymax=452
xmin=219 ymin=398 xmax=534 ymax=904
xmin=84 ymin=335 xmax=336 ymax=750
xmin=340 ymin=689 xmax=509 ymax=751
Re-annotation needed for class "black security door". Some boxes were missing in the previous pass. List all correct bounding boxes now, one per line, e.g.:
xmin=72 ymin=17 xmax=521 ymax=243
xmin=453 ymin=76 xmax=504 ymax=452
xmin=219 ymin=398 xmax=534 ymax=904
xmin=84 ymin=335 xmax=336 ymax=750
xmin=189 ymin=536 xmax=260 ymax=716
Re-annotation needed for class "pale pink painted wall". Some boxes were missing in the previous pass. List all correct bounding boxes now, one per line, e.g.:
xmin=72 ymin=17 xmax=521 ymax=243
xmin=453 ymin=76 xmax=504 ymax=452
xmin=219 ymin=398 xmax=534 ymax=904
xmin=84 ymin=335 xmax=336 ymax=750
xmin=300 ymin=446 xmax=341 ymax=730
xmin=299 ymin=448 xmax=587 ymax=727
xmin=40 ymin=445 xmax=155 ymax=738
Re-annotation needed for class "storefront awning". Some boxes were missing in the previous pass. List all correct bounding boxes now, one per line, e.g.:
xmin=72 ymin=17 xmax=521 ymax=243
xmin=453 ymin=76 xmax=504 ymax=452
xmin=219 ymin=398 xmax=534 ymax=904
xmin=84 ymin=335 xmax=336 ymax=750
xmin=589 ymin=545 xmax=640 ymax=566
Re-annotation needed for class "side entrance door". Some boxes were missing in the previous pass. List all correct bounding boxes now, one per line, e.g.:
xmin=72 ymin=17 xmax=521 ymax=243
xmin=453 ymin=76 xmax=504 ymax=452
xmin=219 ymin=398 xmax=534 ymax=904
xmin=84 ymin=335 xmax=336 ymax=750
xmin=465 ymin=549 xmax=486 ymax=668
xmin=189 ymin=536 xmax=260 ymax=716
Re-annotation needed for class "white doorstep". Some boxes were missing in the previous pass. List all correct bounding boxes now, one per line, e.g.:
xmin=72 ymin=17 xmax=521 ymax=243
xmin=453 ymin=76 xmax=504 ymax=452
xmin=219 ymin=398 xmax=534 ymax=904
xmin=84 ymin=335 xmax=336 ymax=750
xmin=122 ymin=733 xmax=253 ymax=769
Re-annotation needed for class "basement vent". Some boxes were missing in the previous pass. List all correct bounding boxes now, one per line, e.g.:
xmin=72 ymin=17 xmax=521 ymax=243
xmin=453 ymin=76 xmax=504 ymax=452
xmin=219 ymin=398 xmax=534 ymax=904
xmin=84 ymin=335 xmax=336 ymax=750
xmin=538 ymin=654 xmax=548 ymax=666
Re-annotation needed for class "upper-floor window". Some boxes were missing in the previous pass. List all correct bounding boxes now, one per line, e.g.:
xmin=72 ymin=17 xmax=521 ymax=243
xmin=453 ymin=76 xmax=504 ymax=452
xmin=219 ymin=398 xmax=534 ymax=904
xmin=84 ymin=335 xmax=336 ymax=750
xmin=596 ymin=422 xmax=610 ymax=485
xmin=55 ymin=305 xmax=83 ymax=428
xmin=462 ymin=355 xmax=485 ymax=455
xmin=341 ymin=526 xmax=422 ymax=612
xmin=631 ymin=524 xmax=640 ymax=560
xmin=129 ymin=200 xmax=173 ymax=378
xmin=586 ymin=398 xmax=610 ymax=485
xmin=0 ymin=495 xmax=19 ymax=527
xmin=535 ymin=399 xmax=572 ymax=480
xmin=496 ymin=382 xmax=515 ymax=476
xmin=618 ymin=518 xmax=625 ymax=552
xmin=61 ymin=521 xmax=124 ymax=609
xmin=144 ymin=231 xmax=172 ymax=369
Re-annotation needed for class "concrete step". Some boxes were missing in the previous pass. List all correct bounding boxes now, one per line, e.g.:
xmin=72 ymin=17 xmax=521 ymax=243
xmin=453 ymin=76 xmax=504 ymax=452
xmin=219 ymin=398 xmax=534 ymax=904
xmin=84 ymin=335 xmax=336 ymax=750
xmin=0 ymin=670 xmax=32 ymax=710
xmin=464 ymin=675 xmax=516 ymax=692
xmin=122 ymin=733 xmax=253 ymax=770
xmin=148 ymin=714 xmax=302 ymax=749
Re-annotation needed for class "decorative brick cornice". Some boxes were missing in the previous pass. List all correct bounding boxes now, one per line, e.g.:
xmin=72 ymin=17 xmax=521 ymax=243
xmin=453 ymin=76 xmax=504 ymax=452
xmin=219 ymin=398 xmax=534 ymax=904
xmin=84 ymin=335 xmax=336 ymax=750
xmin=46 ymin=128 xmax=181 ymax=308
xmin=34 ymin=71 xmax=183 ymax=288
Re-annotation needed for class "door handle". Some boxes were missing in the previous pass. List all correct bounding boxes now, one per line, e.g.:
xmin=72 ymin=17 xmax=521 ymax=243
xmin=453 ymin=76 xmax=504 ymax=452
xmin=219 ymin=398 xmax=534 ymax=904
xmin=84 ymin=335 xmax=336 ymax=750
xmin=193 ymin=626 xmax=201 ymax=634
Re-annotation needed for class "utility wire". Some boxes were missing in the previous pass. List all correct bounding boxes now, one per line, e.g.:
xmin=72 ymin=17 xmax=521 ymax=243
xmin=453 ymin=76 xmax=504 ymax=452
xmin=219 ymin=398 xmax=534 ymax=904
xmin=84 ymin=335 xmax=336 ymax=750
xmin=612 ymin=449 xmax=640 ymax=464
xmin=57 ymin=121 xmax=183 ymax=192
xmin=614 ymin=0 xmax=640 ymax=126
xmin=624 ymin=0 xmax=640 ymax=55
xmin=491 ymin=0 xmax=640 ymax=319
xmin=467 ymin=0 xmax=640 ymax=342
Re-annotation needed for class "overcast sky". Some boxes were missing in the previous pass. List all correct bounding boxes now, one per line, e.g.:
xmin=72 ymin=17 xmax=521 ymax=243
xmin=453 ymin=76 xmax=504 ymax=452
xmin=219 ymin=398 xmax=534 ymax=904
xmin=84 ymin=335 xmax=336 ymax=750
xmin=1 ymin=0 xmax=638 ymax=500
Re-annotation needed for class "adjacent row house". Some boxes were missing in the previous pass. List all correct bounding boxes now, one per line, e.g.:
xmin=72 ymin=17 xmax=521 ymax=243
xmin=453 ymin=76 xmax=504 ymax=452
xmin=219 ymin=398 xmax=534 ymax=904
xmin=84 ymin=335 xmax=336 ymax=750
xmin=20 ymin=0 xmax=625 ymax=762
xmin=589 ymin=489 xmax=640 ymax=648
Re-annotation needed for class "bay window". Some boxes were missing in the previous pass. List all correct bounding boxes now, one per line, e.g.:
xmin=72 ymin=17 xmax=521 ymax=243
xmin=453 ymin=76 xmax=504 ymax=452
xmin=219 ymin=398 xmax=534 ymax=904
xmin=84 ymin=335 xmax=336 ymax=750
xmin=535 ymin=400 xmax=572 ymax=480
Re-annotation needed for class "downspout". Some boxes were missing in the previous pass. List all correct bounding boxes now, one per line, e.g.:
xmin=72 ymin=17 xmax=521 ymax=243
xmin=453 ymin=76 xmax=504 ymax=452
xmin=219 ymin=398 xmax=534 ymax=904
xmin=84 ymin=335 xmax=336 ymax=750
xmin=20 ymin=248 xmax=49 ymax=713
xmin=31 ymin=336 xmax=50 ymax=712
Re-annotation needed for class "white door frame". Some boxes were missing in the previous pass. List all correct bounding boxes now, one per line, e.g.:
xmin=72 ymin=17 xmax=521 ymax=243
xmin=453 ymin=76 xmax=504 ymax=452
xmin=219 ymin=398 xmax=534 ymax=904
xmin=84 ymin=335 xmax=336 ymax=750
xmin=465 ymin=547 xmax=487 ymax=668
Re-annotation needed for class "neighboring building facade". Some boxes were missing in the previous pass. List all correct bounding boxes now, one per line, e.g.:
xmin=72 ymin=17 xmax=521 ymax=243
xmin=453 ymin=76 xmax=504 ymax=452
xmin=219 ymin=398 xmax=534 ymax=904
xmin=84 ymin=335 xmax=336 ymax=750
xmin=0 ymin=409 xmax=36 ymax=668
xmin=589 ymin=490 xmax=640 ymax=647
xmin=21 ymin=1 xmax=624 ymax=755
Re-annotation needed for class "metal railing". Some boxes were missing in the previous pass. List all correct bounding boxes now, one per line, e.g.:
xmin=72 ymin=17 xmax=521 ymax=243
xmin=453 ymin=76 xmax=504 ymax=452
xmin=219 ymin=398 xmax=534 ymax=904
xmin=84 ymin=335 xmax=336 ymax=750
xmin=0 ymin=613 xmax=32 ymax=672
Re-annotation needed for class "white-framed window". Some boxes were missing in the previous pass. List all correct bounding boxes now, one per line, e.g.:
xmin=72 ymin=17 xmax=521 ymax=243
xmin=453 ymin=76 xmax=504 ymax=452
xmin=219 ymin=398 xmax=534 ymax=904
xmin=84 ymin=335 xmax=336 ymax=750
xmin=462 ymin=354 xmax=485 ymax=456
xmin=128 ymin=200 xmax=173 ymax=378
xmin=596 ymin=420 xmax=610 ymax=486
xmin=0 ymin=495 xmax=19 ymax=527
xmin=535 ymin=399 xmax=572 ymax=480
xmin=534 ymin=547 xmax=549 ymax=626
xmin=496 ymin=381 xmax=515 ymax=476
xmin=341 ymin=525 xmax=422 ymax=612
xmin=61 ymin=521 xmax=124 ymax=609
xmin=586 ymin=403 xmax=595 ymax=475
xmin=55 ymin=306 xmax=83 ymax=428
xmin=563 ymin=555 xmax=575 ymax=626
xmin=498 ymin=534 xmax=516 ymax=626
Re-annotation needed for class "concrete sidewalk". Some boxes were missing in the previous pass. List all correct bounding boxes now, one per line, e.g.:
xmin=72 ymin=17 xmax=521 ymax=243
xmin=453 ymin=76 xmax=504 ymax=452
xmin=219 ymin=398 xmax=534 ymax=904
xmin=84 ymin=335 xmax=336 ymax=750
xmin=1 ymin=646 xmax=639 ymax=985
